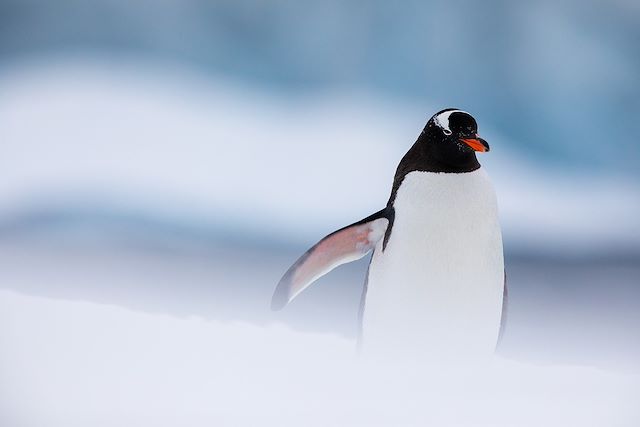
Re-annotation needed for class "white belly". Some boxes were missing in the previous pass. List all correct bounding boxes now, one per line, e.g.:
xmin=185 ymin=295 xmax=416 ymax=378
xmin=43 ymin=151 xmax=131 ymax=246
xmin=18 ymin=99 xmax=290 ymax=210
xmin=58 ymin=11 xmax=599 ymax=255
xmin=361 ymin=169 xmax=504 ymax=360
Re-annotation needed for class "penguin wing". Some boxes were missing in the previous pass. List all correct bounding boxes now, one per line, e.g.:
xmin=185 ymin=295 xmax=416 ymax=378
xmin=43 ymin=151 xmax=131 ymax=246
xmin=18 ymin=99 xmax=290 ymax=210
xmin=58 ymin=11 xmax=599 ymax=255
xmin=271 ymin=209 xmax=389 ymax=311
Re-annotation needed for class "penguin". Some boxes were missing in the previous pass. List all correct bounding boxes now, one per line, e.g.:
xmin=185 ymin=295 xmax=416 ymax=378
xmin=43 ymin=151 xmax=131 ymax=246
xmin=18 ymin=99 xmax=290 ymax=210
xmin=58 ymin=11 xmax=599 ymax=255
xmin=272 ymin=109 xmax=506 ymax=360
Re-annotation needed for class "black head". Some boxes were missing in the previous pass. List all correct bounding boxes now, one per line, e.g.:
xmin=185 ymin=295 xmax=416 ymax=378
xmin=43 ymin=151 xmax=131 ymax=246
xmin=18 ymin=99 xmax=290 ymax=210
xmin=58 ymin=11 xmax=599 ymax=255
xmin=384 ymin=108 xmax=492 ymax=238
xmin=417 ymin=108 xmax=490 ymax=170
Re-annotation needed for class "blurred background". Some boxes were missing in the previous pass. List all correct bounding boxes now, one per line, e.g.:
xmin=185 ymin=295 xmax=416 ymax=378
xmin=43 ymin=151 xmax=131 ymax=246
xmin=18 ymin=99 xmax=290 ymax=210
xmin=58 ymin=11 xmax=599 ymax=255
xmin=0 ymin=0 xmax=639 ymax=377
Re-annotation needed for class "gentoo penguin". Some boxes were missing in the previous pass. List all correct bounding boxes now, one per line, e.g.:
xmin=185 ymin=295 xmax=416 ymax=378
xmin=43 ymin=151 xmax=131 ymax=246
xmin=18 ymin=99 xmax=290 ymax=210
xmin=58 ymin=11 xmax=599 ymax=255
xmin=272 ymin=109 xmax=506 ymax=359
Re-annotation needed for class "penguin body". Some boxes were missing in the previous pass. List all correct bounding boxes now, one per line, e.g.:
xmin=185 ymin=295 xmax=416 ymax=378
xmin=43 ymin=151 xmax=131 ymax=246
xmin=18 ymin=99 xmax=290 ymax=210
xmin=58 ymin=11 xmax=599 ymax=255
xmin=271 ymin=109 xmax=505 ymax=358
xmin=362 ymin=168 xmax=504 ymax=358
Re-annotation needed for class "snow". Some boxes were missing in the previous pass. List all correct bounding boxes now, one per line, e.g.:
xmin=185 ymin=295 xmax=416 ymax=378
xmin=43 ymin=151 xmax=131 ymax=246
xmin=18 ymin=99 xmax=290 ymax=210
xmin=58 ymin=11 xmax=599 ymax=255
xmin=0 ymin=289 xmax=638 ymax=427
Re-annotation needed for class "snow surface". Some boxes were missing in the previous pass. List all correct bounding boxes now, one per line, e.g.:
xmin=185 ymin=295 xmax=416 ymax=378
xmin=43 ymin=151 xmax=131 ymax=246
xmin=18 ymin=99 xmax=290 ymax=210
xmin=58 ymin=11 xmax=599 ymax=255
xmin=0 ymin=58 xmax=638 ymax=254
xmin=0 ymin=290 xmax=638 ymax=427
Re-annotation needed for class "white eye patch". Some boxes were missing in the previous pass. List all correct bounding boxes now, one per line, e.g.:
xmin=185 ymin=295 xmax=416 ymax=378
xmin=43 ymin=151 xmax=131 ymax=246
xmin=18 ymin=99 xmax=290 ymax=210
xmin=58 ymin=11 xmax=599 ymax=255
xmin=434 ymin=109 xmax=468 ymax=134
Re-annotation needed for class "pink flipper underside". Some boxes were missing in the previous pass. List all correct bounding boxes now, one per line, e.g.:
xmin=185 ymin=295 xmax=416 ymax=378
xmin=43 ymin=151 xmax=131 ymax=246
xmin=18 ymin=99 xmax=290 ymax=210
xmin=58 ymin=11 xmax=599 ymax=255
xmin=271 ymin=217 xmax=388 ymax=310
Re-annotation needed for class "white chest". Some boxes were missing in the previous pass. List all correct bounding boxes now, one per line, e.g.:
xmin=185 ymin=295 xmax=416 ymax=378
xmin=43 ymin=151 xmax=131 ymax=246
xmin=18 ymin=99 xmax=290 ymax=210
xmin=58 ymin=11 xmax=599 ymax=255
xmin=361 ymin=169 xmax=504 ymax=358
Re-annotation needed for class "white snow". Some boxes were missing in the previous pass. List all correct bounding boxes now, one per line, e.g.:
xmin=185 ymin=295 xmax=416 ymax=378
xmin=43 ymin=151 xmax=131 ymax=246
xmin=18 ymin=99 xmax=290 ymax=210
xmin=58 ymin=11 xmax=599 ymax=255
xmin=0 ymin=289 xmax=638 ymax=427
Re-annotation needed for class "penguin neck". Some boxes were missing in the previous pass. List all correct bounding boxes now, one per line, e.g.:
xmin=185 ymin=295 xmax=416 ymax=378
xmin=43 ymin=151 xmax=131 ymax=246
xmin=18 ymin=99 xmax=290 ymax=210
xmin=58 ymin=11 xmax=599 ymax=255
xmin=387 ymin=135 xmax=481 ymax=207
xmin=418 ymin=133 xmax=481 ymax=173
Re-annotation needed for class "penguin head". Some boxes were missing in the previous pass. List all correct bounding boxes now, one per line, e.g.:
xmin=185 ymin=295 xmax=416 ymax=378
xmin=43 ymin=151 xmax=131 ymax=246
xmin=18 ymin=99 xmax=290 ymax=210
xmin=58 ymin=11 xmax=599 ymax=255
xmin=421 ymin=109 xmax=490 ymax=164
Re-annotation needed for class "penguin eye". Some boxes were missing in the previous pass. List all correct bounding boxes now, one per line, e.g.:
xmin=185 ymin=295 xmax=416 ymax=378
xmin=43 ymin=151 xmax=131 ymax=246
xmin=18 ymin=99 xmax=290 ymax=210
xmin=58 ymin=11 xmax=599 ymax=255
xmin=443 ymin=128 xmax=452 ymax=136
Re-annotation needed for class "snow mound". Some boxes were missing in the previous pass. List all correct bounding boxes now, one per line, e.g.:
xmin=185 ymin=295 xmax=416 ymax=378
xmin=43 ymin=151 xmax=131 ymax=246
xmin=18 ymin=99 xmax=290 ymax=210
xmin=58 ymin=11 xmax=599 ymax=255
xmin=0 ymin=290 xmax=637 ymax=427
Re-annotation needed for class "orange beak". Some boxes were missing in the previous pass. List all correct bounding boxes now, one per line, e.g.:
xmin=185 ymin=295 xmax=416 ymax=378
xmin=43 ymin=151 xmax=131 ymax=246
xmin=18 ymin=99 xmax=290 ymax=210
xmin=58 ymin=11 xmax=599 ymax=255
xmin=460 ymin=137 xmax=490 ymax=152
